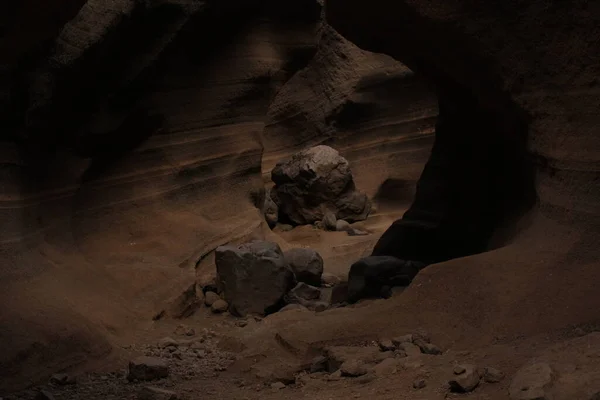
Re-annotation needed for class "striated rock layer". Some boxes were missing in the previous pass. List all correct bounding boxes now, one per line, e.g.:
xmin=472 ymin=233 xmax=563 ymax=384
xmin=0 ymin=0 xmax=436 ymax=391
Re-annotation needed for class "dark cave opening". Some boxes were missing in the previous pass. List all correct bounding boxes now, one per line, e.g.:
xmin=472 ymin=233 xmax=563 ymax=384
xmin=371 ymin=78 xmax=537 ymax=265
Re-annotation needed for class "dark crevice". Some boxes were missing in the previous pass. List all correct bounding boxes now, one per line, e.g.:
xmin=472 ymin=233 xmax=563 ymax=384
xmin=372 ymin=78 xmax=536 ymax=265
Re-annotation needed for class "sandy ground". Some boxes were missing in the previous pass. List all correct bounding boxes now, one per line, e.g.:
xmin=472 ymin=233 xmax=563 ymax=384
xmin=4 ymin=207 xmax=600 ymax=400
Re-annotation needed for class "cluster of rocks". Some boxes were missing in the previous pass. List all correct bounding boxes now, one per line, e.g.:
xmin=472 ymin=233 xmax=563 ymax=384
xmin=448 ymin=364 xmax=504 ymax=393
xmin=211 ymin=240 xmax=346 ymax=317
xmin=21 ymin=326 xmax=234 ymax=400
xmin=267 ymin=331 xmax=506 ymax=397
xmin=261 ymin=145 xmax=371 ymax=229
xmin=317 ymin=211 xmax=370 ymax=236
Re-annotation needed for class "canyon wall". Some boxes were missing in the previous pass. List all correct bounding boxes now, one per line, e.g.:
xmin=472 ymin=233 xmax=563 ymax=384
xmin=0 ymin=0 xmax=435 ymax=390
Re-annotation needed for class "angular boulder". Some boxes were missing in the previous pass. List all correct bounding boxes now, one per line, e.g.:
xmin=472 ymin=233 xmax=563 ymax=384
xmin=215 ymin=241 xmax=294 ymax=316
xmin=271 ymin=145 xmax=371 ymax=225
xmin=284 ymin=248 xmax=324 ymax=286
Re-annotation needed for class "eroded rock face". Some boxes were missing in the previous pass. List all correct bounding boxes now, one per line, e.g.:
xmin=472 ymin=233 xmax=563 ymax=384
xmin=215 ymin=241 xmax=294 ymax=317
xmin=326 ymin=0 xmax=600 ymax=266
xmin=271 ymin=145 xmax=371 ymax=225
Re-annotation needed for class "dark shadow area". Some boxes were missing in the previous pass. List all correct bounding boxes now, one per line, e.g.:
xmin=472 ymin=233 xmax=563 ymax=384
xmin=372 ymin=79 xmax=536 ymax=265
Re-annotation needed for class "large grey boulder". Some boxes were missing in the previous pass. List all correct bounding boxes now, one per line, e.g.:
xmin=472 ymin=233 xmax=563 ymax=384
xmin=215 ymin=241 xmax=294 ymax=316
xmin=271 ymin=145 xmax=371 ymax=225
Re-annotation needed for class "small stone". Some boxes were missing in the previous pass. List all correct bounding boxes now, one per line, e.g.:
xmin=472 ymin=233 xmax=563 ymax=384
xmin=320 ymin=283 xmax=348 ymax=305
xmin=413 ymin=379 xmax=426 ymax=389
xmin=453 ymin=365 xmax=466 ymax=375
xmin=313 ymin=301 xmax=330 ymax=312
xmin=138 ymin=386 xmax=179 ymax=400
xmin=415 ymin=340 xmax=442 ymax=355
xmin=204 ymin=291 xmax=220 ymax=307
xmin=483 ymin=367 xmax=504 ymax=383
xmin=321 ymin=273 xmax=341 ymax=287
xmin=284 ymin=248 xmax=324 ymax=286
xmin=35 ymin=390 xmax=55 ymax=400
xmin=327 ymin=370 xmax=342 ymax=381
xmin=278 ymin=224 xmax=294 ymax=232
xmin=270 ymin=382 xmax=286 ymax=390
xmin=264 ymin=189 xmax=279 ymax=228
xmin=378 ymin=339 xmax=395 ymax=352
xmin=128 ymin=356 xmax=169 ymax=381
xmin=287 ymin=282 xmax=321 ymax=301
xmin=236 ymin=320 xmax=248 ymax=327
xmin=196 ymin=350 xmax=206 ymax=359
xmin=322 ymin=212 xmax=337 ymax=231
xmin=158 ymin=337 xmax=179 ymax=348
xmin=50 ymin=373 xmax=75 ymax=385
xmin=173 ymin=324 xmax=195 ymax=336
xmin=509 ymin=362 xmax=553 ymax=400
xmin=398 ymin=342 xmax=422 ymax=357
xmin=347 ymin=228 xmax=369 ymax=236
xmin=394 ymin=349 xmax=407 ymax=358
xmin=413 ymin=329 xmax=431 ymax=343
xmin=372 ymin=358 xmax=400 ymax=376
xmin=449 ymin=364 xmax=480 ymax=393
xmin=340 ymin=360 xmax=368 ymax=377
xmin=392 ymin=334 xmax=413 ymax=346
xmin=166 ymin=345 xmax=177 ymax=353
xmin=356 ymin=374 xmax=375 ymax=384
xmin=211 ymin=299 xmax=229 ymax=313
xmin=310 ymin=356 xmax=328 ymax=373
xmin=335 ymin=220 xmax=351 ymax=232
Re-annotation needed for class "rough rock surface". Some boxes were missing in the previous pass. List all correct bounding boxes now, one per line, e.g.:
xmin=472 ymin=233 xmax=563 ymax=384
xmin=271 ymin=145 xmax=371 ymax=225
xmin=284 ymin=248 xmax=324 ymax=286
xmin=215 ymin=241 xmax=294 ymax=317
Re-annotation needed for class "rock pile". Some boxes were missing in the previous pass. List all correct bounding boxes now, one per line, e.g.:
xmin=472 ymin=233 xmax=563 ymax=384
xmin=213 ymin=240 xmax=347 ymax=316
xmin=270 ymin=145 xmax=371 ymax=225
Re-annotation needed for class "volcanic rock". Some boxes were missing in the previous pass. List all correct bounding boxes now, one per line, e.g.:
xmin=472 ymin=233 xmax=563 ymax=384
xmin=271 ymin=145 xmax=371 ymax=225
xmin=215 ymin=241 xmax=294 ymax=316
